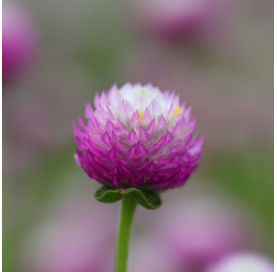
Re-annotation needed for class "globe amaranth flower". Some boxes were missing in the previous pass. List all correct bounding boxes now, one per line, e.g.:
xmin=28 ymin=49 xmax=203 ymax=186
xmin=205 ymin=253 xmax=274 ymax=272
xmin=74 ymin=83 xmax=203 ymax=191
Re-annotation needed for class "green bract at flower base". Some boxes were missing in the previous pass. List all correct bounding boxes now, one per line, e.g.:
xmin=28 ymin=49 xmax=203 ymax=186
xmin=94 ymin=186 xmax=162 ymax=210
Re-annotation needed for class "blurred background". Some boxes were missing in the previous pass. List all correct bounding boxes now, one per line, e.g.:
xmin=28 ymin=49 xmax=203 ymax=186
xmin=2 ymin=0 xmax=273 ymax=271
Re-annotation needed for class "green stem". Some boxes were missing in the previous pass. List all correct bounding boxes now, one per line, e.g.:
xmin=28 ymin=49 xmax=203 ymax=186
xmin=115 ymin=195 xmax=137 ymax=272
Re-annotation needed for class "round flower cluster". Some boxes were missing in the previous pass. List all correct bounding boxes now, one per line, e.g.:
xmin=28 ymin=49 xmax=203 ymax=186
xmin=74 ymin=83 xmax=203 ymax=191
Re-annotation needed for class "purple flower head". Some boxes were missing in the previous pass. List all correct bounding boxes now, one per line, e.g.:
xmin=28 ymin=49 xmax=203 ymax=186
xmin=205 ymin=252 xmax=274 ymax=272
xmin=74 ymin=83 xmax=203 ymax=191
xmin=3 ymin=2 xmax=38 ymax=82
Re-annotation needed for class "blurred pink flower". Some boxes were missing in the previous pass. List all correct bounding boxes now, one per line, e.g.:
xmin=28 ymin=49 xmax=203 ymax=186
xmin=18 ymin=193 xmax=117 ymax=272
xmin=205 ymin=252 xmax=274 ymax=272
xmin=129 ymin=237 xmax=182 ymax=272
xmin=154 ymin=197 xmax=251 ymax=270
xmin=2 ymin=2 xmax=38 ymax=82
xmin=129 ymin=0 xmax=226 ymax=40
xmin=74 ymin=83 xmax=203 ymax=191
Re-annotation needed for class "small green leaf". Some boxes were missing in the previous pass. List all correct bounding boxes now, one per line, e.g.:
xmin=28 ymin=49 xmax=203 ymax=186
xmin=94 ymin=187 xmax=123 ymax=203
xmin=94 ymin=187 xmax=162 ymax=210
xmin=129 ymin=188 xmax=162 ymax=209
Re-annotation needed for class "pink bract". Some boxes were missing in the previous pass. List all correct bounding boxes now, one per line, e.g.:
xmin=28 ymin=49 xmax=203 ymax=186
xmin=74 ymin=83 xmax=203 ymax=191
